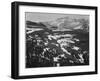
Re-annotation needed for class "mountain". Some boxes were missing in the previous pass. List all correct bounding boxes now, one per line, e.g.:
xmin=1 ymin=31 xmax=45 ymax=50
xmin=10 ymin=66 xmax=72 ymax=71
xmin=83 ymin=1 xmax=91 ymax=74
xmin=26 ymin=21 xmax=46 ymax=28
xmin=26 ymin=16 xmax=89 ymax=35
xmin=42 ymin=17 xmax=89 ymax=32
xmin=26 ymin=21 xmax=53 ymax=34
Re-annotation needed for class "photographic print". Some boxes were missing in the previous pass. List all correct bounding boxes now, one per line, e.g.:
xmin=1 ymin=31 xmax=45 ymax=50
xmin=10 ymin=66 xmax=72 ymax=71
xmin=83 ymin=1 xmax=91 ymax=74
xmin=11 ymin=1 xmax=97 ymax=79
xmin=25 ymin=13 xmax=89 ymax=68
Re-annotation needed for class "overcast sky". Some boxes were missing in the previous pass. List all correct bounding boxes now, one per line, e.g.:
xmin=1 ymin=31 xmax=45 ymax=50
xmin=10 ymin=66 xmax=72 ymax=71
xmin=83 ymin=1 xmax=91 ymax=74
xmin=25 ymin=12 xmax=89 ymax=22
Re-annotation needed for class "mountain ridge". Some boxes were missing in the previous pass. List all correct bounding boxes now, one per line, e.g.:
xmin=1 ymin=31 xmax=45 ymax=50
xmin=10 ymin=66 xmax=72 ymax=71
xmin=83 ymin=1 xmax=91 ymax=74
xmin=26 ymin=16 xmax=89 ymax=33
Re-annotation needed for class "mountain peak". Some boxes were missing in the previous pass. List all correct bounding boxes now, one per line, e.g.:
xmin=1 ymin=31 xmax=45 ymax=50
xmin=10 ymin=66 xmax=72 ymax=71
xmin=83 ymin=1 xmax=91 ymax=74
xmin=42 ymin=16 xmax=89 ymax=32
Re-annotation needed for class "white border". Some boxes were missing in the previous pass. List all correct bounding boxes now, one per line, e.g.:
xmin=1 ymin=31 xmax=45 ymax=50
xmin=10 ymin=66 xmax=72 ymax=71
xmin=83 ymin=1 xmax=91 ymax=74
xmin=19 ymin=5 xmax=95 ymax=76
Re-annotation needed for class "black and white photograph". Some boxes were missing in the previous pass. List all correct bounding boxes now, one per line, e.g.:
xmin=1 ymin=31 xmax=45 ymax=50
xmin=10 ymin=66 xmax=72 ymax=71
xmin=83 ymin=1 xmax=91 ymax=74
xmin=26 ymin=13 xmax=89 ymax=68
xmin=11 ymin=1 xmax=97 ymax=79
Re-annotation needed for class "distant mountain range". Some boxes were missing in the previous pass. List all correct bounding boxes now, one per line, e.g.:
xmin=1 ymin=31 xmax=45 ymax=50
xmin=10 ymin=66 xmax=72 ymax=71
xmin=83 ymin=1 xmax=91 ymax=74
xmin=26 ymin=16 xmax=89 ymax=33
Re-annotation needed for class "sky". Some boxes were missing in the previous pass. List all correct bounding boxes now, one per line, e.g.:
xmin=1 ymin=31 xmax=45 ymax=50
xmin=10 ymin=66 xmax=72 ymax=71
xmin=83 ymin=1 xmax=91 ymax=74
xmin=25 ymin=12 xmax=89 ymax=22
